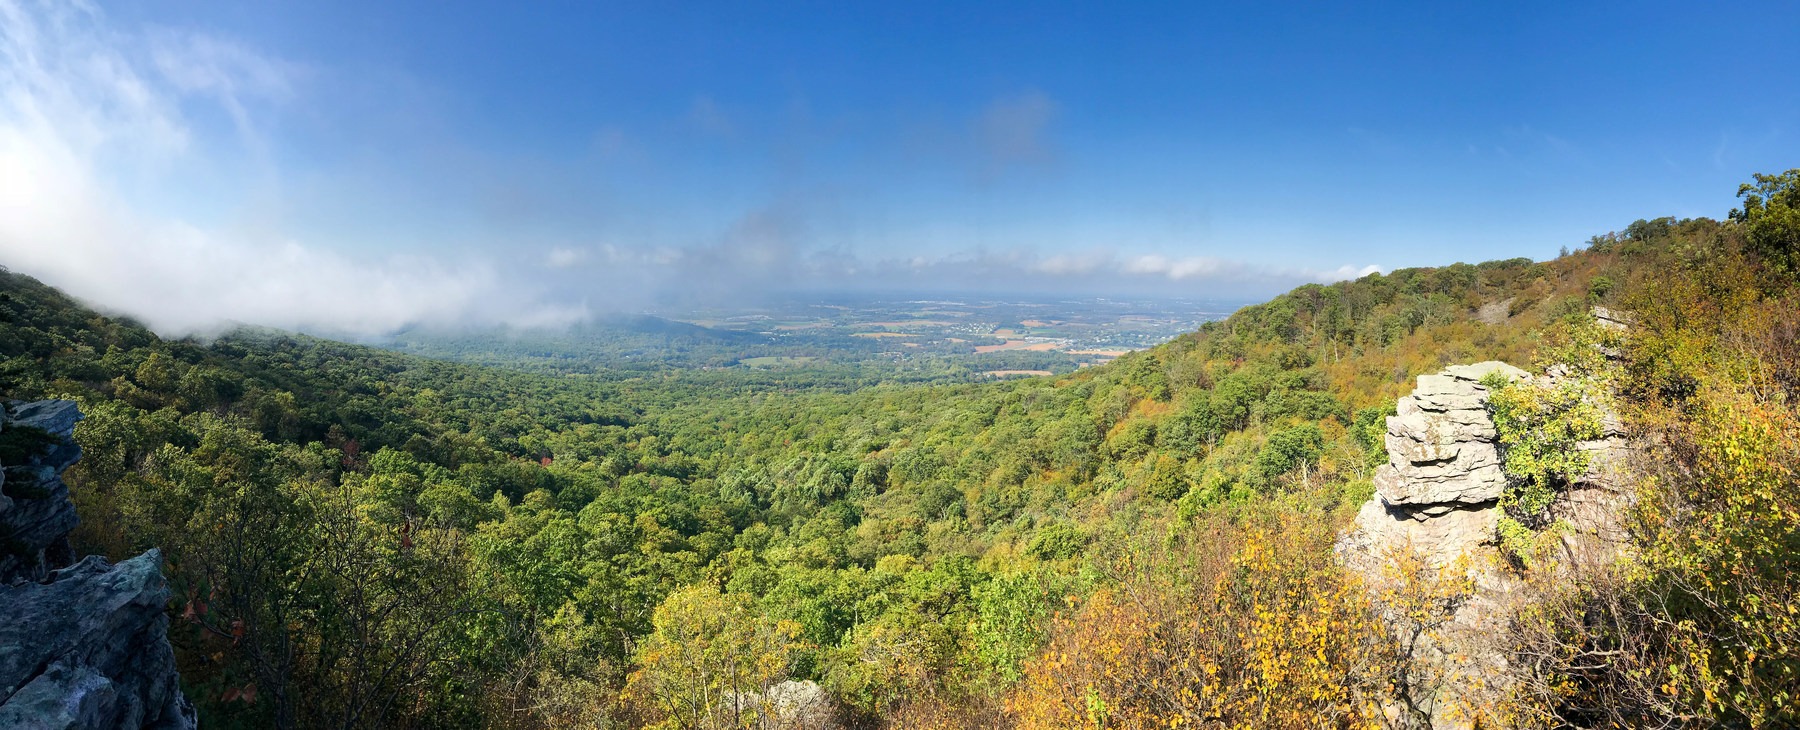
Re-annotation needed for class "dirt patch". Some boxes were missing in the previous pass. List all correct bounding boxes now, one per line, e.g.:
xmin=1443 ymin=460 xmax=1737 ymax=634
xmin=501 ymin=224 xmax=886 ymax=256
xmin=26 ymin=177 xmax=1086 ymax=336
xmin=985 ymin=370 xmax=1052 ymax=378
xmin=1476 ymin=298 xmax=1515 ymax=325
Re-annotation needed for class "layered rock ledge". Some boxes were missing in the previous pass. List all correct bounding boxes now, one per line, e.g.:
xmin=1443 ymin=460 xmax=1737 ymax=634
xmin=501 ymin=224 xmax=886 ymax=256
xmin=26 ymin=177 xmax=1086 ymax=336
xmin=1 ymin=400 xmax=85 ymax=582
xmin=0 ymin=551 xmax=193 ymax=729
xmin=1348 ymin=361 xmax=1527 ymax=574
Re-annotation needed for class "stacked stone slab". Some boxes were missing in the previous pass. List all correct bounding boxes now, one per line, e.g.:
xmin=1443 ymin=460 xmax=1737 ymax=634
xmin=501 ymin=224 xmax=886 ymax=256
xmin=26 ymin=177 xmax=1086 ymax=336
xmin=1338 ymin=363 xmax=1529 ymax=727
xmin=0 ymin=400 xmax=195 ymax=729
xmin=1353 ymin=361 xmax=1528 ymax=567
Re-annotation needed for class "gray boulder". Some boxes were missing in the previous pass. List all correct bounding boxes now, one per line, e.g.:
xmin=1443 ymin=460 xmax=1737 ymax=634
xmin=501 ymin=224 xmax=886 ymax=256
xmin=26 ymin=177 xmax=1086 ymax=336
xmin=0 ymin=551 xmax=196 ymax=730
xmin=1372 ymin=361 xmax=1526 ymax=511
xmin=729 ymin=680 xmax=840 ymax=729
xmin=9 ymin=400 xmax=86 ymax=462
xmin=1340 ymin=357 xmax=1634 ymax=729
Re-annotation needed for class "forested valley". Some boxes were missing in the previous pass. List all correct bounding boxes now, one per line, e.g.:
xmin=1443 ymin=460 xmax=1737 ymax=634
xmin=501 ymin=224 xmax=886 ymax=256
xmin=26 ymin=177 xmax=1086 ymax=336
xmin=3 ymin=171 xmax=1797 ymax=728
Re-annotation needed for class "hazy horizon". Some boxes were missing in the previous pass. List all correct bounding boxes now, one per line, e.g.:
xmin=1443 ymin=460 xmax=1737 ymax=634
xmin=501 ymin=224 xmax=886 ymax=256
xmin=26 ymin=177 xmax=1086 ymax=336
xmin=2 ymin=0 xmax=1794 ymax=337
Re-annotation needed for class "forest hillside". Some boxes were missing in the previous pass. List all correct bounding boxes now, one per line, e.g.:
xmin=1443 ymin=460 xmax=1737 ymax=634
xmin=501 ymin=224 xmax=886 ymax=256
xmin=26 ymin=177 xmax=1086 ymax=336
xmin=0 ymin=170 xmax=1796 ymax=728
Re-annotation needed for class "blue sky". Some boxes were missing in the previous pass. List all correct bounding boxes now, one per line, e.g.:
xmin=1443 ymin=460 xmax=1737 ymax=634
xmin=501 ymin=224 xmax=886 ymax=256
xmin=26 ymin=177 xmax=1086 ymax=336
xmin=1 ymin=1 xmax=1795 ymax=334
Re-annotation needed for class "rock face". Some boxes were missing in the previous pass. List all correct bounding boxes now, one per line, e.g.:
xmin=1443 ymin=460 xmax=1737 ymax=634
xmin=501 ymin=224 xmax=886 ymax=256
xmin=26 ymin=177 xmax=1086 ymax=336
xmin=1374 ymin=362 xmax=1526 ymax=510
xmin=1592 ymin=305 xmax=1635 ymax=331
xmin=0 ymin=551 xmax=195 ymax=729
xmin=0 ymin=400 xmax=196 ymax=730
xmin=731 ymin=680 xmax=841 ymax=729
xmin=1340 ymin=360 xmax=1633 ymax=728
xmin=1 ymin=400 xmax=85 ymax=583
xmin=760 ymin=680 xmax=838 ymax=729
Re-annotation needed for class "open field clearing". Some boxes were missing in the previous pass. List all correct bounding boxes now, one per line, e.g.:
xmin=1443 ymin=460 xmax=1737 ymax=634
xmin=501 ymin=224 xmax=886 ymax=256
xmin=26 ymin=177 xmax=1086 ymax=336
xmin=975 ymin=340 xmax=1063 ymax=353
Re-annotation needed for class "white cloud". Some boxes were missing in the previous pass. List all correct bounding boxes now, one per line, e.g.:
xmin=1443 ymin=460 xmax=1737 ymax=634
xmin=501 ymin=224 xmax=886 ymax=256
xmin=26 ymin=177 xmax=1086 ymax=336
xmin=147 ymin=27 xmax=298 ymax=162
xmin=545 ymin=246 xmax=587 ymax=268
xmin=1120 ymin=254 xmax=1226 ymax=280
xmin=1000 ymin=249 xmax=1378 ymax=289
xmin=1031 ymin=252 xmax=1109 ymax=276
xmin=0 ymin=2 xmax=1397 ymax=336
xmin=0 ymin=0 xmax=576 ymax=336
xmin=1312 ymin=263 xmax=1385 ymax=282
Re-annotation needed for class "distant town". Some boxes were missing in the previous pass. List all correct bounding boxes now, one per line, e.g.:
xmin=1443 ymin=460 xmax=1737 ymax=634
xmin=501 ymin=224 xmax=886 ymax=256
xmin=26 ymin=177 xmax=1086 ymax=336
xmin=656 ymin=294 xmax=1245 ymax=374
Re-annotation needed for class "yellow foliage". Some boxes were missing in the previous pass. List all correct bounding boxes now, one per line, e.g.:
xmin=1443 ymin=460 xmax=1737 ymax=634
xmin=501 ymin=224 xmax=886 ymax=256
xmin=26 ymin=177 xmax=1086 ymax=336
xmin=624 ymin=584 xmax=805 ymax=730
xmin=1008 ymin=516 xmax=1396 ymax=729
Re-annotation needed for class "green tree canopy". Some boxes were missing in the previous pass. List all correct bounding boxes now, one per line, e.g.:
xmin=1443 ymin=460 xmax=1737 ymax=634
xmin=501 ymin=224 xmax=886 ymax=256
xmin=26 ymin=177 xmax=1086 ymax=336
xmin=1732 ymin=168 xmax=1800 ymax=277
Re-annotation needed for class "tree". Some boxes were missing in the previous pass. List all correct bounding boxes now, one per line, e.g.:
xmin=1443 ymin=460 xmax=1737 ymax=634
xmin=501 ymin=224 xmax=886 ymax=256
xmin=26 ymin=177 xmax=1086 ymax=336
xmin=1483 ymin=369 xmax=1605 ymax=567
xmin=140 ymin=424 xmax=492 ymax=730
xmin=626 ymin=584 xmax=804 ymax=730
xmin=1731 ymin=169 xmax=1800 ymax=277
xmin=971 ymin=571 xmax=1055 ymax=685
xmin=1253 ymin=422 xmax=1325 ymax=486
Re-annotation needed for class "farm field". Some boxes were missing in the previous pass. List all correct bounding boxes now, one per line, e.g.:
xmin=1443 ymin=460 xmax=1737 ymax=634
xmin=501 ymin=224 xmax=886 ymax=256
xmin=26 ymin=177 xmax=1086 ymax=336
xmin=378 ymin=293 xmax=1243 ymax=380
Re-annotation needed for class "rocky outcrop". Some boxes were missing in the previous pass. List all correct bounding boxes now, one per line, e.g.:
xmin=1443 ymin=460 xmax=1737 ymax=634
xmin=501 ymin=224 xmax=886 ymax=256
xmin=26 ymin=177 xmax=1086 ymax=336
xmin=0 ymin=551 xmax=194 ymax=729
xmin=1591 ymin=306 xmax=1635 ymax=331
xmin=731 ymin=680 xmax=841 ymax=729
xmin=1 ymin=400 xmax=85 ymax=583
xmin=0 ymin=400 xmax=196 ymax=729
xmin=1340 ymin=358 xmax=1633 ymax=728
xmin=762 ymin=680 xmax=839 ymax=729
xmin=1351 ymin=361 xmax=1527 ymax=567
xmin=1474 ymin=298 xmax=1514 ymax=325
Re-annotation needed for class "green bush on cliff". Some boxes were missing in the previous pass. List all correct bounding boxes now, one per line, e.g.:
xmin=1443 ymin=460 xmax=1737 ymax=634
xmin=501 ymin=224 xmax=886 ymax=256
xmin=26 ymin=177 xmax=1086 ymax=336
xmin=1483 ymin=364 xmax=1606 ymax=567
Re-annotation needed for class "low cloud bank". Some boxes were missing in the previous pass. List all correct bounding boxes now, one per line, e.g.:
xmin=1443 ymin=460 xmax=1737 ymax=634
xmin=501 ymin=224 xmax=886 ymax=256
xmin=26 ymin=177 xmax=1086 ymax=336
xmin=0 ymin=1 xmax=1379 ymax=338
